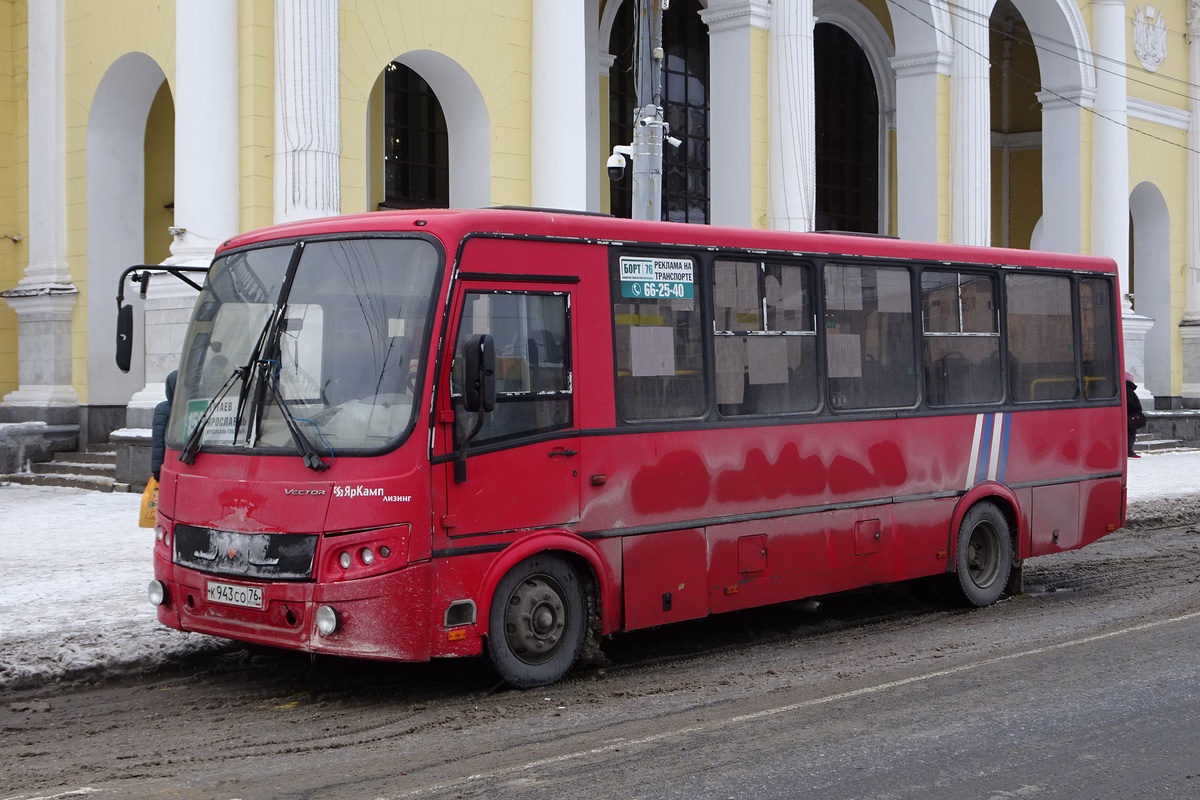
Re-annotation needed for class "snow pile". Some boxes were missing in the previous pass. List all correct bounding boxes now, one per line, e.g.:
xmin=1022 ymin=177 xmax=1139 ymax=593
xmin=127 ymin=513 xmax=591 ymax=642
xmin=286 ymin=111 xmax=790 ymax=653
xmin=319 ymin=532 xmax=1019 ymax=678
xmin=1 ymin=451 xmax=1197 ymax=691
xmin=0 ymin=485 xmax=224 ymax=691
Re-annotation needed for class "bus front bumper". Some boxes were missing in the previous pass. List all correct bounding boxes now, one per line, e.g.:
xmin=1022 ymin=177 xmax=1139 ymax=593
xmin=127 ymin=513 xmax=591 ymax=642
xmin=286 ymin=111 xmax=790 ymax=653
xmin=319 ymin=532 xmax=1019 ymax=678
xmin=152 ymin=555 xmax=435 ymax=662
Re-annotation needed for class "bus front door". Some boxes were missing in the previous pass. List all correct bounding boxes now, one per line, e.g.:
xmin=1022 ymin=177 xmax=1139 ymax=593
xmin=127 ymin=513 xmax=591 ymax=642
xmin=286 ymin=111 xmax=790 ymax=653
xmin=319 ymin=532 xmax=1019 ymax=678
xmin=436 ymin=284 xmax=581 ymax=537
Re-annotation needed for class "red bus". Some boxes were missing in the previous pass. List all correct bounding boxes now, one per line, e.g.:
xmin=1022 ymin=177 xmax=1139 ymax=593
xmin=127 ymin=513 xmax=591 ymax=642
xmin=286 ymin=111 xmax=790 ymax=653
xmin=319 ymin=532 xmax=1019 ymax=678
xmin=148 ymin=208 xmax=1127 ymax=688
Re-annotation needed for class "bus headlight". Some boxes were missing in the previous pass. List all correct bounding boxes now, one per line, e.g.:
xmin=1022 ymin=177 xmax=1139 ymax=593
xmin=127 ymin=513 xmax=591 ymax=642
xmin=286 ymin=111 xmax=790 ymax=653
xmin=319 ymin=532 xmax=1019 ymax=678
xmin=315 ymin=605 xmax=339 ymax=636
xmin=147 ymin=580 xmax=167 ymax=607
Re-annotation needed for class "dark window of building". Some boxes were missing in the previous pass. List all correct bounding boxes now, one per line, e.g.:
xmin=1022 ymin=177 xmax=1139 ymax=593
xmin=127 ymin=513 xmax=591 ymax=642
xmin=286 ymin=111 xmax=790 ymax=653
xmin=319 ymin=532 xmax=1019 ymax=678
xmin=608 ymin=0 xmax=709 ymax=223
xmin=814 ymin=24 xmax=879 ymax=233
xmin=383 ymin=63 xmax=449 ymax=209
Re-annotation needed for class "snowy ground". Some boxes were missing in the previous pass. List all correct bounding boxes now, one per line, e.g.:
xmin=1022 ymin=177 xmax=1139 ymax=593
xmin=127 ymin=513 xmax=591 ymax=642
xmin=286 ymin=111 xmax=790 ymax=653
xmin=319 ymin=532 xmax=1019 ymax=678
xmin=2 ymin=451 xmax=1198 ymax=692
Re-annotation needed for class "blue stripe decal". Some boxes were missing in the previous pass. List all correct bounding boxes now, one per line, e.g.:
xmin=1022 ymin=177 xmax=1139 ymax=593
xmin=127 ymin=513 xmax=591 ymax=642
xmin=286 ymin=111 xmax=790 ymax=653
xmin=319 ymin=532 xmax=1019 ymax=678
xmin=997 ymin=413 xmax=1012 ymax=483
xmin=975 ymin=414 xmax=995 ymax=485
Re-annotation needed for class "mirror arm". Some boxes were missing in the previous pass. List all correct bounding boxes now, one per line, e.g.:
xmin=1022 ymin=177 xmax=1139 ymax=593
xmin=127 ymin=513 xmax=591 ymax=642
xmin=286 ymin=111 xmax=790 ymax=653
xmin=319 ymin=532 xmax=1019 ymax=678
xmin=453 ymin=409 xmax=487 ymax=484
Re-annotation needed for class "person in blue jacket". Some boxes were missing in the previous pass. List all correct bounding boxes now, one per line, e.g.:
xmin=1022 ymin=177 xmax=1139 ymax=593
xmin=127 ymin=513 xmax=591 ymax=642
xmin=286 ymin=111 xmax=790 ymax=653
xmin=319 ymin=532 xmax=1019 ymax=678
xmin=150 ymin=370 xmax=177 ymax=481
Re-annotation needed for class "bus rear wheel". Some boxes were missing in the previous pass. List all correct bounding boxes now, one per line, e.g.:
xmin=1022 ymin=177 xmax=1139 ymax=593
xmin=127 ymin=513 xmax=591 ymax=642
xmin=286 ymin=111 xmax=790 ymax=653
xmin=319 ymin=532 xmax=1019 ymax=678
xmin=485 ymin=554 xmax=586 ymax=689
xmin=952 ymin=501 xmax=1013 ymax=608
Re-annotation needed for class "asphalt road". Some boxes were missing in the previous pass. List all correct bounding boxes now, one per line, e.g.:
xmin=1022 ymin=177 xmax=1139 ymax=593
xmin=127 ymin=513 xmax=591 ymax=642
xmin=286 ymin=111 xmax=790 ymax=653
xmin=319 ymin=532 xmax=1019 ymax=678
xmin=3 ymin=520 xmax=1199 ymax=799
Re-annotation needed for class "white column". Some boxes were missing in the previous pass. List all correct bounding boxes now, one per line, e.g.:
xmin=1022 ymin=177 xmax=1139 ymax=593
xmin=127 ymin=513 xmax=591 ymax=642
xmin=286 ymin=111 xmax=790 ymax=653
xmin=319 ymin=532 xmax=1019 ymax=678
xmin=701 ymin=0 xmax=771 ymax=228
xmin=950 ymin=0 xmax=990 ymax=246
xmin=169 ymin=0 xmax=240 ymax=266
xmin=532 ymin=0 xmax=591 ymax=211
xmin=1036 ymin=89 xmax=1090 ymax=254
xmin=1 ymin=0 xmax=79 ymax=415
xmin=892 ymin=52 xmax=949 ymax=242
xmin=275 ymin=0 xmax=341 ymax=223
xmin=128 ymin=0 xmax=240 ymax=421
xmin=1181 ymin=1 xmax=1200 ymax=404
xmin=1092 ymin=0 xmax=1132 ymax=311
xmin=766 ymin=0 xmax=814 ymax=232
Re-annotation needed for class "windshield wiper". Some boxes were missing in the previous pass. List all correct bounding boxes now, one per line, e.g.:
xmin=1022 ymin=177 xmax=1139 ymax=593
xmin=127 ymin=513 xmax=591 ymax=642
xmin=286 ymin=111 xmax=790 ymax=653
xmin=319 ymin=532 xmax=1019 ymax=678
xmin=266 ymin=367 xmax=332 ymax=471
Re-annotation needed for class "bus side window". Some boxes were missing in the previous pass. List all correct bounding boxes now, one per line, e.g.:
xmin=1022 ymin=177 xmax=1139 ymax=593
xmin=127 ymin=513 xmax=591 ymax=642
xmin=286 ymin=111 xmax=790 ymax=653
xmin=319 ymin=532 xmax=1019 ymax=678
xmin=824 ymin=263 xmax=917 ymax=410
xmin=1080 ymin=278 xmax=1117 ymax=399
xmin=1006 ymin=273 xmax=1076 ymax=402
xmin=451 ymin=291 xmax=572 ymax=446
xmin=920 ymin=270 xmax=1002 ymax=407
xmin=712 ymin=259 xmax=818 ymax=416
xmin=612 ymin=255 xmax=706 ymax=422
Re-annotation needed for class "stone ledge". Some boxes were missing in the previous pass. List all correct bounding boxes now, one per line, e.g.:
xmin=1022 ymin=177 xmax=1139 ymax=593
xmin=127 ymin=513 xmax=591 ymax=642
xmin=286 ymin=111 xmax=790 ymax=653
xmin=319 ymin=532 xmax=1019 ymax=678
xmin=0 ymin=422 xmax=80 ymax=473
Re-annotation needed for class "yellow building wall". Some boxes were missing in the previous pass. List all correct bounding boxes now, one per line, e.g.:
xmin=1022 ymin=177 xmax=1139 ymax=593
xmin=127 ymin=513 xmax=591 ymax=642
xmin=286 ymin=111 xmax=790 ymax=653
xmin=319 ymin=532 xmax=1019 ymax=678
xmin=64 ymin=0 xmax=175 ymax=403
xmin=239 ymin=0 xmax=274 ymax=234
xmin=936 ymin=71 xmax=951 ymax=242
xmin=599 ymin=71 xmax=611 ymax=213
xmin=1126 ymin=2 xmax=1190 ymax=111
xmin=0 ymin=0 xmax=21 ymax=396
xmin=859 ymin=0 xmax=894 ymax=41
xmin=339 ymin=0 xmax=534 ymax=212
xmin=750 ymin=24 xmax=769 ymax=229
xmin=143 ymin=81 xmax=173 ymax=265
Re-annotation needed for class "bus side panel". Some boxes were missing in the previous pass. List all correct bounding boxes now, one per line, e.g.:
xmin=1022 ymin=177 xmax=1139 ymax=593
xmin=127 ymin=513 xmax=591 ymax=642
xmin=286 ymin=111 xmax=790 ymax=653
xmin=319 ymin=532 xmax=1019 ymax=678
xmin=1030 ymin=482 xmax=1081 ymax=555
xmin=1080 ymin=476 xmax=1125 ymax=545
xmin=622 ymin=528 xmax=708 ymax=630
xmin=887 ymin=497 xmax=958 ymax=579
xmin=707 ymin=507 xmax=906 ymax=615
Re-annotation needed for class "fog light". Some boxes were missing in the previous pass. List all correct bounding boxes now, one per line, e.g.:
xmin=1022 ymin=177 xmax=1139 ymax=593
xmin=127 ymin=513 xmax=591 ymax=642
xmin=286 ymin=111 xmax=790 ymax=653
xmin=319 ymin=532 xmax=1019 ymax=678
xmin=315 ymin=605 xmax=339 ymax=636
xmin=339 ymin=551 xmax=352 ymax=569
xmin=147 ymin=580 xmax=167 ymax=607
xmin=360 ymin=547 xmax=375 ymax=565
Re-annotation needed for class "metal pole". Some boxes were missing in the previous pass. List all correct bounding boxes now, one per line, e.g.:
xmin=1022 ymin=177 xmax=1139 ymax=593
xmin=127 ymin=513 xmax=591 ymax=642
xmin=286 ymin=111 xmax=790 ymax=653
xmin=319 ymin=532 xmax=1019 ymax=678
xmin=629 ymin=0 xmax=666 ymax=221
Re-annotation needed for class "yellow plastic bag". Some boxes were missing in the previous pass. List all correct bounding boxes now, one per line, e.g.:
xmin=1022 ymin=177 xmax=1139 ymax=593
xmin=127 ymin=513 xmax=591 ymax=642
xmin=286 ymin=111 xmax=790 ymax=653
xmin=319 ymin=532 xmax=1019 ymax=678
xmin=139 ymin=476 xmax=159 ymax=528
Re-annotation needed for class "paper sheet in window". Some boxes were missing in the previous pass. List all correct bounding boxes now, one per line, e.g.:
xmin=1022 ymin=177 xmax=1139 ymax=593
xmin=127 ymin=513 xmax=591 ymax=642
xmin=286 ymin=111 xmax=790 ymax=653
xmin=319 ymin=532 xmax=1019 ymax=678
xmin=630 ymin=326 xmax=676 ymax=377
xmin=748 ymin=337 xmax=789 ymax=385
xmin=876 ymin=269 xmax=912 ymax=313
xmin=715 ymin=336 xmax=746 ymax=404
xmin=825 ymin=267 xmax=863 ymax=311
xmin=826 ymin=333 xmax=863 ymax=378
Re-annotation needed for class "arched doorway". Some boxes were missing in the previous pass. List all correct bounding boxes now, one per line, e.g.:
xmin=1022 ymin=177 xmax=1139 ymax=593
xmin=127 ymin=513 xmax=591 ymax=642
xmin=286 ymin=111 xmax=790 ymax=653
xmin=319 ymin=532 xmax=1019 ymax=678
xmin=380 ymin=63 xmax=449 ymax=210
xmin=1130 ymin=182 xmax=1172 ymax=402
xmin=86 ymin=53 xmax=173 ymax=407
xmin=990 ymin=0 xmax=1042 ymax=249
xmin=814 ymin=22 xmax=879 ymax=233
xmin=366 ymin=51 xmax=491 ymax=211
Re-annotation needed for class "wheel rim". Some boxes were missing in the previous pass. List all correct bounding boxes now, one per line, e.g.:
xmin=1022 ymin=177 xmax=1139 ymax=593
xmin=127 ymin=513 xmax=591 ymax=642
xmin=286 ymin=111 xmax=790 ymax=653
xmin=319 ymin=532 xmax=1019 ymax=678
xmin=966 ymin=520 xmax=1002 ymax=589
xmin=503 ymin=574 xmax=568 ymax=665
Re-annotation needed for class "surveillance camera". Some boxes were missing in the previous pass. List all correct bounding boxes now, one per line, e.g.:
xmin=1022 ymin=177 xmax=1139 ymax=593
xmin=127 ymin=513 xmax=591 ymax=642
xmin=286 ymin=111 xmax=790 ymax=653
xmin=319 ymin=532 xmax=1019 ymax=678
xmin=607 ymin=152 xmax=627 ymax=182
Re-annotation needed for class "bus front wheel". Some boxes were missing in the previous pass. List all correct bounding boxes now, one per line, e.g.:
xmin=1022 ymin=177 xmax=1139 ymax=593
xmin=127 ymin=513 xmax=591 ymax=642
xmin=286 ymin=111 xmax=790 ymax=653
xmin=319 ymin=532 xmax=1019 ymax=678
xmin=952 ymin=501 xmax=1013 ymax=608
xmin=485 ymin=554 xmax=587 ymax=689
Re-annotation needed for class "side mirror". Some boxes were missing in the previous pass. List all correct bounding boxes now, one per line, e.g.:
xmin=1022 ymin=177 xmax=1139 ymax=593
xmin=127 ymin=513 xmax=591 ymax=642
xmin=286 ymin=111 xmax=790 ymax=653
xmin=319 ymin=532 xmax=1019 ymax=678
xmin=116 ymin=304 xmax=134 ymax=373
xmin=462 ymin=334 xmax=496 ymax=413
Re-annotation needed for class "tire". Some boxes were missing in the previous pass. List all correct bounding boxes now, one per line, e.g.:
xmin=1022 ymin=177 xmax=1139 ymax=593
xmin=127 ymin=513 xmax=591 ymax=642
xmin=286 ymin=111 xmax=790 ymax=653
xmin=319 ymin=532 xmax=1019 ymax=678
xmin=951 ymin=501 xmax=1013 ymax=608
xmin=484 ymin=554 xmax=587 ymax=689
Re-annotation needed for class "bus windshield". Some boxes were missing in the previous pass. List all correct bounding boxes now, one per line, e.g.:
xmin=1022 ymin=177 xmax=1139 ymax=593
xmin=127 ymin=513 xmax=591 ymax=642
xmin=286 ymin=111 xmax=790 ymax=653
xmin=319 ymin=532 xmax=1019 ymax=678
xmin=168 ymin=236 xmax=441 ymax=455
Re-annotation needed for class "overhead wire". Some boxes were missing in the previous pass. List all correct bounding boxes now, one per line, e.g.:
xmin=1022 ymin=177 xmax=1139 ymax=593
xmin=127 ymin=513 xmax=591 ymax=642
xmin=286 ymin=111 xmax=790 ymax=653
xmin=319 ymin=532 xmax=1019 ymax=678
xmin=888 ymin=1 xmax=1200 ymax=156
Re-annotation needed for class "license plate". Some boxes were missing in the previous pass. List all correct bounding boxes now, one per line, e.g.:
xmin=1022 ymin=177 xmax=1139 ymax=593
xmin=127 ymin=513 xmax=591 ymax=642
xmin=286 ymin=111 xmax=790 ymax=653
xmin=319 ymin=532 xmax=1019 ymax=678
xmin=206 ymin=580 xmax=264 ymax=610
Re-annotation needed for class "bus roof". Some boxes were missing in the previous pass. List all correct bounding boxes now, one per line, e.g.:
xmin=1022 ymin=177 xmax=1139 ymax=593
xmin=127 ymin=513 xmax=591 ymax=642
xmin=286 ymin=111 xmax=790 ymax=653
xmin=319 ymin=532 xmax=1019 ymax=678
xmin=218 ymin=207 xmax=1117 ymax=275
